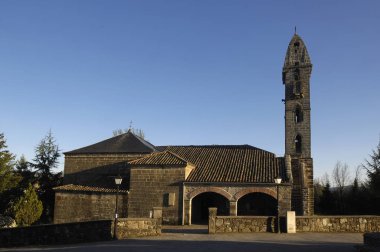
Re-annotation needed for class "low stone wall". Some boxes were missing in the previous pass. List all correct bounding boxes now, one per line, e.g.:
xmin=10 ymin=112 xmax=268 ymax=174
xmin=210 ymin=216 xmax=276 ymax=234
xmin=0 ymin=217 xmax=162 ymax=247
xmin=208 ymin=208 xmax=380 ymax=234
xmin=296 ymin=216 xmax=380 ymax=232
xmin=116 ymin=218 xmax=161 ymax=239
xmin=0 ymin=220 xmax=113 ymax=247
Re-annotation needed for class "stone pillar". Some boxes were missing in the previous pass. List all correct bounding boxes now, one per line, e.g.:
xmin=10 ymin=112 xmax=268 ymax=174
xmin=229 ymin=201 xmax=237 ymax=216
xmin=152 ymin=207 xmax=163 ymax=234
xmin=152 ymin=207 xmax=162 ymax=219
xmin=286 ymin=211 xmax=296 ymax=233
xmin=183 ymin=200 xmax=191 ymax=225
xmin=208 ymin=207 xmax=217 ymax=234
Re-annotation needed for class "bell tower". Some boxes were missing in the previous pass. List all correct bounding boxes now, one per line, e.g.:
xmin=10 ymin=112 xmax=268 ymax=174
xmin=283 ymin=33 xmax=314 ymax=215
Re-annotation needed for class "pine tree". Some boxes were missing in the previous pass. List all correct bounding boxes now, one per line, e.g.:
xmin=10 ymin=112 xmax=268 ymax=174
xmin=363 ymin=139 xmax=380 ymax=213
xmin=10 ymin=184 xmax=43 ymax=226
xmin=15 ymin=155 xmax=35 ymax=189
xmin=319 ymin=182 xmax=336 ymax=214
xmin=30 ymin=131 xmax=62 ymax=223
xmin=0 ymin=133 xmax=20 ymax=193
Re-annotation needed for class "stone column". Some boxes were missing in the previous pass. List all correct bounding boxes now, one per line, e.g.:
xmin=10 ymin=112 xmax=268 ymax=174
xmin=152 ymin=207 xmax=163 ymax=234
xmin=229 ymin=201 xmax=237 ymax=216
xmin=208 ymin=207 xmax=217 ymax=234
xmin=152 ymin=207 xmax=162 ymax=219
xmin=183 ymin=200 xmax=191 ymax=225
xmin=286 ymin=211 xmax=296 ymax=233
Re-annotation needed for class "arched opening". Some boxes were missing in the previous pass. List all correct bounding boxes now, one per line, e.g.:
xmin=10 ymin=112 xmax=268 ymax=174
xmin=191 ymin=192 xmax=229 ymax=224
xmin=295 ymin=135 xmax=302 ymax=153
xmin=295 ymin=106 xmax=303 ymax=123
xmin=237 ymin=193 xmax=277 ymax=216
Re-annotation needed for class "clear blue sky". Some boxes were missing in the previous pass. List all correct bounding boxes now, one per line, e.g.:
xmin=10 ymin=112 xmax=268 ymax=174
xmin=1 ymin=0 xmax=379 ymax=180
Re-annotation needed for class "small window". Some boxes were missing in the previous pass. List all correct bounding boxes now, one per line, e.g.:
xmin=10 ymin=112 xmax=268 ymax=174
xmin=295 ymin=135 xmax=302 ymax=153
xmin=295 ymin=62 xmax=299 ymax=66
xmin=164 ymin=193 xmax=175 ymax=207
xmin=294 ymin=42 xmax=300 ymax=47
xmin=295 ymin=107 xmax=303 ymax=123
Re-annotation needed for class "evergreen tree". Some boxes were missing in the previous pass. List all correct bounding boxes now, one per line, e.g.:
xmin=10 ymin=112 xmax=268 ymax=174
xmin=319 ymin=182 xmax=336 ymax=214
xmin=363 ymin=139 xmax=380 ymax=213
xmin=30 ymin=131 xmax=62 ymax=223
xmin=15 ymin=155 xmax=35 ymax=189
xmin=0 ymin=133 xmax=22 ymax=215
xmin=0 ymin=133 xmax=20 ymax=193
xmin=10 ymin=184 xmax=43 ymax=226
xmin=313 ymin=179 xmax=323 ymax=214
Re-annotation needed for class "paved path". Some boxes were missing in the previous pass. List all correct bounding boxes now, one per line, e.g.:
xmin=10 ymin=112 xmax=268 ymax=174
xmin=1 ymin=226 xmax=363 ymax=252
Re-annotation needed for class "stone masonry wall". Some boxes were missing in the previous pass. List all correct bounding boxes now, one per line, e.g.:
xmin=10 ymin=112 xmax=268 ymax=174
xmin=64 ymin=154 xmax=147 ymax=187
xmin=210 ymin=216 xmax=276 ymax=234
xmin=116 ymin=218 xmax=161 ymax=239
xmin=209 ymin=214 xmax=380 ymax=233
xmin=54 ymin=191 xmax=128 ymax=224
xmin=128 ymin=166 xmax=186 ymax=224
xmin=0 ymin=220 xmax=113 ymax=247
xmin=0 ymin=218 xmax=161 ymax=247
xmin=296 ymin=216 xmax=380 ymax=232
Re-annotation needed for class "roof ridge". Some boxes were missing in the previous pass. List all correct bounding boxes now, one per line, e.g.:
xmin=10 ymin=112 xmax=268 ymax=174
xmin=163 ymin=145 xmax=276 ymax=156
xmin=53 ymin=184 xmax=129 ymax=193
xmin=64 ymin=131 xmax=156 ymax=154
xmin=165 ymin=151 xmax=194 ymax=166
xmin=129 ymin=150 xmax=192 ymax=166
xmin=128 ymin=151 xmax=164 ymax=164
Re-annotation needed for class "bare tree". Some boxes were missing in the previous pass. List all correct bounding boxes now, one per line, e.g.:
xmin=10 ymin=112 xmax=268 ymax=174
xmin=320 ymin=172 xmax=330 ymax=187
xmin=332 ymin=161 xmax=350 ymax=212
xmin=112 ymin=128 xmax=146 ymax=140
xmin=333 ymin=161 xmax=350 ymax=190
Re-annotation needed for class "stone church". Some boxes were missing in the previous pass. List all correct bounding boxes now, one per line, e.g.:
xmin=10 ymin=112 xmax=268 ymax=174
xmin=54 ymin=33 xmax=314 ymax=225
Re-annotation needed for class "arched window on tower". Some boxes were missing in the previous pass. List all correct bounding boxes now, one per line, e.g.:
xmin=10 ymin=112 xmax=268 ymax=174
xmin=294 ymin=42 xmax=300 ymax=54
xmin=295 ymin=107 xmax=303 ymax=123
xmin=295 ymin=135 xmax=302 ymax=154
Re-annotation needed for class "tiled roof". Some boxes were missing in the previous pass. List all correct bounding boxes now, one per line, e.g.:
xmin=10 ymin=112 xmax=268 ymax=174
xmin=64 ymin=131 xmax=156 ymax=154
xmin=53 ymin=184 xmax=129 ymax=193
xmin=129 ymin=151 xmax=189 ymax=166
xmin=158 ymin=145 xmax=286 ymax=183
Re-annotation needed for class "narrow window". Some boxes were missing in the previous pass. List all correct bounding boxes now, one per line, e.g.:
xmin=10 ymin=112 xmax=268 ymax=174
xmin=294 ymin=42 xmax=300 ymax=47
xmin=295 ymin=107 xmax=303 ymax=123
xmin=295 ymin=135 xmax=302 ymax=153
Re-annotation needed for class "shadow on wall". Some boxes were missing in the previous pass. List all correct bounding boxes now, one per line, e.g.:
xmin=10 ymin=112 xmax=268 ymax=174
xmin=63 ymin=161 xmax=130 ymax=189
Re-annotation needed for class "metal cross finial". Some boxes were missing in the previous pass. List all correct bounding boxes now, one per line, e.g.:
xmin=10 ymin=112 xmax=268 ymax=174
xmin=295 ymin=26 xmax=297 ymax=34
xmin=129 ymin=120 xmax=133 ymax=130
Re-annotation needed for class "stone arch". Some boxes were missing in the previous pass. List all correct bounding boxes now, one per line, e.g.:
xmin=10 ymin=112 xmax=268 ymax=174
xmin=188 ymin=187 xmax=233 ymax=201
xmin=292 ymin=101 xmax=303 ymax=111
xmin=234 ymin=187 xmax=277 ymax=201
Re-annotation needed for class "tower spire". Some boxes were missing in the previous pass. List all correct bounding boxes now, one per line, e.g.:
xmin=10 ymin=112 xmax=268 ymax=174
xmin=282 ymin=33 xmax=314 ymax=215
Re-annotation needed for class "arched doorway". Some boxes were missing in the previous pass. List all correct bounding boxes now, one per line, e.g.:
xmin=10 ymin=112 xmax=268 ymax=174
xmin=191 ymin=192 xmax=229 ymax=224
xmin=237 ymin=192 xmax=277 ymax=216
